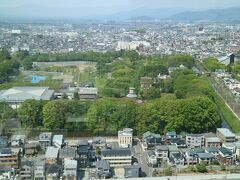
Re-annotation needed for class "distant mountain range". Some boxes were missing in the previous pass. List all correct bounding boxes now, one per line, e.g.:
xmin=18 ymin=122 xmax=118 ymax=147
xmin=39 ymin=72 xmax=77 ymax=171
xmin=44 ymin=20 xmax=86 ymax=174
xmin=105 ymin=7 xmax=188 ymax=21
xmin=1 ymin=6 xmax=240 ymax=22
xmin=169 ymin=7 xmax=240 ymax=21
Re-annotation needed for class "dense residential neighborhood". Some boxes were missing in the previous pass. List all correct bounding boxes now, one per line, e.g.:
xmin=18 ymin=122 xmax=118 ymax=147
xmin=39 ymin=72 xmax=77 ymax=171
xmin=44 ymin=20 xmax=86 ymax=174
xmin=1 ymin=127 xmax=240 ymax=179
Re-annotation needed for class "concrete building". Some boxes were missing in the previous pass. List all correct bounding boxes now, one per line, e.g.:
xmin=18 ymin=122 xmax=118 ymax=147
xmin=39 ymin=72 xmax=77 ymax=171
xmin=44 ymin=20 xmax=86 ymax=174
xmin=63 ymin=159 xmax=77 ymax=180
xmin=38 ymin=132 xmax=53 ymax=151
xmin=0 ymin=148 xmax=20 ymax=169
xmin=146 ymin=150 xmax=158 ymax=166
xmin=155 ymin=145 xmax=169 ymax=162
xmin=34 ymin=160 xmax=45 ymax=180
xmin=124 ymin=165 xmax=141 ymax=178
xmin=19 ymin=160 xmax=33 ymax=180
xmin=52 ymin=135 xmax=64 ymax=149
xmin=45 ymin=147 xmax=59 ymax=165
xmin=101 ymin=148 xmax=132 ymax=167
xmin=96 ymin=160 xmax=111 ymax=179
xmin=196 ymin=153 xmax=215 ymax=164
xmin=186 ymin=134 xmax=204 ymax=148
xmin=205 ymin=137 xmax=221 ymax=148
xmin=142 ymin=131 xmax=162 ymax=150
xmin=216 ymin=128 xmax=235 ymax=143
xmin=118 ymin=128 xmax=133 ymax=148
xmin=78 ymin=87 xmax=98 ymax=100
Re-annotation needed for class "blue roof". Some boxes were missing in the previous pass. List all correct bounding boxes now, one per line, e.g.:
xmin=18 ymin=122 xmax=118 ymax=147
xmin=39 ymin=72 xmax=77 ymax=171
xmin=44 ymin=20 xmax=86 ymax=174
xmin=31 ymin=75 xmax=47 ymax=84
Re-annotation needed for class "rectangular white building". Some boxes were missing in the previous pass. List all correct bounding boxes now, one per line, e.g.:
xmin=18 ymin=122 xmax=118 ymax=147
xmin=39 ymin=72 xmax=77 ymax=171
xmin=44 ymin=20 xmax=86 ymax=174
xmin=118 ymin=128 xmax=133 ymax=148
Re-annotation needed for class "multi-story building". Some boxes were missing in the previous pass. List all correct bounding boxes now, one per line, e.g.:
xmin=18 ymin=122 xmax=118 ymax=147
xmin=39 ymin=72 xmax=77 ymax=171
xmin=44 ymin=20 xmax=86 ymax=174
xmin=38 ymin=132 xmax=53 ymax=151
xmin=19 ymin=160 xmax=33 ymax=180
xmin=155 ymin=145 xmax=169 ymax=162
xmin=63 ymin=159 xmax=77 ymax=180
xmin=205 ymin=137 xmax=221 ymax=148
xmin=0 ymin=148 xmax=20 ymax=169
xmin=34 ymin=160 xmax=45 ymax=180
xmin=146 ymin=150 xmax=157 ymax=166
xmin=216 ymin=128 xmax=235 ymax=143
xmin=118 ymin=128 xmax=133 ymax=148
xmin=96 ymin=160 xmax=111 ymax=179
xmin=218 ymin=147 xmax=234 ymax=165
xmin=142 ymin=131 xmax=162 ymax=150
xmin=101 ymin=148 xmax=132 ymax=167
xmin=186 ymin=134 xmax=204 ymax=148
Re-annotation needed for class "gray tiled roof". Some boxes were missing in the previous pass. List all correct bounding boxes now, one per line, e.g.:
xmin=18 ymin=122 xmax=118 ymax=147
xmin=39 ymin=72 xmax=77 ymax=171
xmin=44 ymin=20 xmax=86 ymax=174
xmin=102 ymin=148 xmax=131 ymax=157
xmin=96 ymin=160 xmax=110 ymax=170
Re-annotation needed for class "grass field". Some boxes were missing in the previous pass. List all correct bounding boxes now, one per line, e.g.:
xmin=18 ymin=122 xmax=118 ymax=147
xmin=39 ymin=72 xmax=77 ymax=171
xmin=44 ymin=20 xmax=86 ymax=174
xmin=213 ymin=90 xmax=240 ymax=133
xmin=0 ymin=74 xmax=62 ymax=90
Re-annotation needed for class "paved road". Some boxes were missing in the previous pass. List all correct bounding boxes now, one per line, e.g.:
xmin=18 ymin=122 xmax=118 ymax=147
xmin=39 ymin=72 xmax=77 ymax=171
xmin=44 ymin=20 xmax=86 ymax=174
xmin=117 ymin=173 xmax=240 ymax=180
xmin=132 ymin=139 xmax=153 ymax=177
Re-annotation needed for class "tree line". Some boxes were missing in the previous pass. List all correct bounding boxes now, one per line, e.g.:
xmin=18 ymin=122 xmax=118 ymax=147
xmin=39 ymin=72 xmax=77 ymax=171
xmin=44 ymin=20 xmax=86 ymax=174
xmin=13 ymin=95 xmax=220 ymax=136
xmin=0 ymin=49 xmax=20 ymax=83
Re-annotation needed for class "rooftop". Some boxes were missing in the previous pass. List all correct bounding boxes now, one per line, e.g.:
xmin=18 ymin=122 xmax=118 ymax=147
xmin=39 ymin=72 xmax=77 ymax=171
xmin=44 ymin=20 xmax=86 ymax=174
xmin=118 ymin=128 xmax=133 ymax=136
xmin=217 ymin=128 xmax=235 ymax=137
xmin=96 ymin=159 xmax=110 ymax=170
xmin=59 ymin=147 xmax=76 ymax=159
xmin=156 ymin=145 xmax=169 ymax=151
xmin=45 ymin=146 xmax=59 ymax=158
xmin=0 ymin=86 xmax=54 ymax=103
xmin=143 ymin=131 xmax=161 ymax=139
xmin=206 ymin=137 xmax=221 ymax=143
xmin=39 ymin=132 xmax=52 ymax=141
xmin=219 ymin=147 xmax=232 ymax=155
xmin=102 ymin=148 xmax=131 ymax=157
xmin=197 ymin=153 xmax=214 ymax=159
xmin=79 ymin=87 xmax=98 ymax=95
xmin=53 ymin=135 xmax=64 ymax=143
xmin=64 ymin=159 xmax=77 ymax=169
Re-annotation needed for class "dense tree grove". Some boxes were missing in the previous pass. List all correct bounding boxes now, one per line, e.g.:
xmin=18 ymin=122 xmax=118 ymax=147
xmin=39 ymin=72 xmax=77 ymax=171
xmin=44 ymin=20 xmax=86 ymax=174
xmin=0 ymin=49 xmax=225 ymax=135
xmin=18 ymin=100 xmax=47 ymax=127
xmin=86 ymin=96 xmax=220 ymax=135
xmin=0 ymin=102 xmax=16 ymax=121
xmin=0 ymin=49 xmax=21 ymax=83
xmin=202 ymin=57 xmax=226 ymax=72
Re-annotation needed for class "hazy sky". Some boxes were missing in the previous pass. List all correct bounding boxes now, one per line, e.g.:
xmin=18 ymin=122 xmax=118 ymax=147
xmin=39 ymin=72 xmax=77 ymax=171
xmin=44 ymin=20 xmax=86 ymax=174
xmin=0 ymin=0 xmax=240 ymax=18
xmin=1 ymin=0 xmax=240 ymax=9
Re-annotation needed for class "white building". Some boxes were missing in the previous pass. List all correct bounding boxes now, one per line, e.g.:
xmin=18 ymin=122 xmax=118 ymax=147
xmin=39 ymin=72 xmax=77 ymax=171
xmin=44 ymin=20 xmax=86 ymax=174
xmin=34 ymin=160 xmax=45 ymax=180
xmin=63 ymin=159 xmax=77 ymax=180
xmin=0 ymin=86 xmax=54 ymax=109
xmin=186 ymin=134 xmax=204 ymax=148
xmin=101 ymin=149 xmax=132 ymax=167
xmin=118 ymin=128 xmax=133 ymax=148
xmin=52 ymin=135 xmax=64 ymax=149
xmin=155 ymin=145 xmax=168 ymax=161
xmin=117 ymin=41 xmax=150 ymax=51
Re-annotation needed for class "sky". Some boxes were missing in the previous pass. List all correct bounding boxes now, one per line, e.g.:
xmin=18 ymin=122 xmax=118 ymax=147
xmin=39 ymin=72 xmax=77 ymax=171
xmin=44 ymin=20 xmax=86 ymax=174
xmin=0 ymin=0 xmax=240 ymax=19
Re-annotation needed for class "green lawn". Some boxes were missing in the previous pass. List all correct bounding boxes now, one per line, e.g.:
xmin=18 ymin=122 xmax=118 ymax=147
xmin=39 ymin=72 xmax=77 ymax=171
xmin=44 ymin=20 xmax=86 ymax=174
xmin=213 ymin=91 xmax=240 ymax=133
xmin=0 ymin=74 xmax=62 ymax=90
